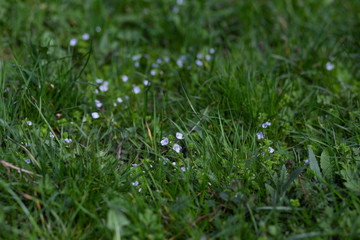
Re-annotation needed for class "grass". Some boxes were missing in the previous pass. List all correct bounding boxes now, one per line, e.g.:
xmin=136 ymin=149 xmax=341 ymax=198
xmin=1 ymin=0 xmax=360 ymax=239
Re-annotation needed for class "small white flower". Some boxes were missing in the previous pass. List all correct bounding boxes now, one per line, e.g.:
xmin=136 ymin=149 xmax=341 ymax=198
xmin=27 ymin=121 xmax=32 ymax=126
xmin=172 ymin=162 xmax=176 ymax=166
xmin=326 ymin=62 xmax=334 ymax=71
xmin=82 ymin=116 xmax=87 ymax=122
xmin=161 ymin=138 xmax=169 ymax=146
xmin=95 ymin=26 xmax=101 ymax=32
xmin=197 ymin=53 xmax=203 ymax=59
xmin=133 ymin=86 xmax=140 ymax=94
xmin=173 ymin=144 xmax=182 ymax=153
xmin=138 ymin=188 xmax=142 ymax=192
xmin=195 ymin=60 xmax=203 ymax=67
xmin=91 ymin=112 xmax=99 ymax=119
xmin=122 ymin=75 xmax=128 ymax=82
xmin=134 ymin=62 xmax=140 ymax=68
xmin=269 ymin=146 xmax=275 ymax=153
xmin=209 ymin=48 xmax=215 ymax=54
xmin=69 ymin=38 xmax=78 ymax=47
xmin=95 ymin=99 xmax=103 ymax=108
xmin=150 ymin=164 xmax=153 ymax=168
xmin=50 ymin=132 xmax=55 ymax=138
xmin=150 ymin=69 xmax=156 ymax=76
xmin=208 ymin=182 xmax=212 ymax=186
xmin=113 ymin=103 xmax=117 ymax=107
xmin=262 ymin=122 xmax=271 ymax=128
xmin=132 ymin=164 xmax=138 ymax=167
xmin=99 ymin=83 xmax=108 ymax=92
xmin=25 ymin=159 xmax=31 ymax=164
xmin=132 ymin=181 xmax=139 ymax=186
xmin=96 ymin=79 xmax=103 ymax=84
xmin=256 ymin=132 xmax=264 ymax=140
xmin=181 ymin=166 xmax=185 ymax=172
xmin=117 ymin=97 xmax=123 ymax=103
xmin=205 ymin=55 xmax=211 ymax=61
xmin=64 ymin=138 xmax=72 ymax=143
xmin=82 ymin=33 xmax=90 ymax=40
xmin=177 ymin=59 xmax=183 ymax=68
xmin=143 ymin=80 xmax=150 ymax=86
xmin=176 ymin=132 xmax=184 ymax=139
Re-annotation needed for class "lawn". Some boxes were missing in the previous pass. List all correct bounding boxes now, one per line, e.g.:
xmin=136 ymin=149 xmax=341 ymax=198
xmin=1 ymin=0 xmax=360 ymax=239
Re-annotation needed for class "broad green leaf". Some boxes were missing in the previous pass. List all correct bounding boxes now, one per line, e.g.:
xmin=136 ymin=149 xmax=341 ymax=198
xmin=320 ymin=149 xmax=333 ymax=182
xmin=308 ymin=146 xmax=322 ymax=179
xmin=107 ymin=210 xmax=129 ymax=240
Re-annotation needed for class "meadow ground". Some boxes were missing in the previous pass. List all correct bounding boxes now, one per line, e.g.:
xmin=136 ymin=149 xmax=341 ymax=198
xmin=1 ymin=0 xmax=360 ymax=239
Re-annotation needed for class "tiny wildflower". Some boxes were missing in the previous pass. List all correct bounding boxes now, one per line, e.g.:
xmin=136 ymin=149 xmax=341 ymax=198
xmin=125 ymin=95 xmax=129 ymax=100
xmin=69 ymin=38 xmax=78 ymax=46
xmin=181 ymin=166 xmax=185 ymax=172
xmin=177 ymin=0 xmax=184 ymax=5
xmin=164 ymin=57 xmax=170 ymax=63
xmin=150 ymin=69 xmax=156 ymax=76
xmin=269 ymin=146 xmax=275 ymax=153
xmin=96 ymin=78 xmax=103 ymax=84
xmin=262 ymin=122 xmax=271 ymax=128
xmin=132 ymin=164 xmax=138 ymax=167
xmin=209 ymin=48 xmax=215 ymax=54
xmin=132 ymin=181 xmax=139 ymax=186
xmin=95 ymin=89 xmax=99 ymax=94
xmin=27 ymin=121 xmax=32 ymax=126
xmin=95 ymin=99 xmax=103 ymax=108
xmin=150 ymin=164 xmax=153 ymax=168
xmin=176 ymin=132 xmax=184 ymax=139
xmin=113 ymin=103 xmax=117 ymax=107
xmin=133 ymin=86 xmax=140 ymax=94
xmin=50 ymin=132 xmax=55 ymax=138
xmin=132 ymin=54 xmax=141 ymax=61
xmin=172 ymin=6 xmax=179 ymax=13
xmin=173 ymin=144 xmax=182 ymax=153
xmin=195 ymin=60 xmax=203 ymax=67
xmin=205 ymin=55 xmax=211 ymax=61
xmin=95 ymin=26 xmax=101 ymax=32
xmin=116 ymin=97 xmax=123 ymax=103
xmin=122 ymin=75 xmax=128 ymax=82
xmin=64 ymin=138 xmax=72 ymax=143
xmin=172 ymin=162 xmax=176 ymax=166
xmin=305 ymin=160 xmax=309 ymax=164
xmin=138 ymin=188 xmax=142 ymax=192
xmin=208 ymin=182 xmax=212 ymax=186
xmin=262 ymin=151 xmax=265 ymax=156
xmin=326 ymin=62 xmax=334 ymax=71
xmin=157 ymin=58 xmax=162 ymax=64
xmin=91 ymin=112 xmax=100 ymax=119
xmin=176 ymin=59 xmax=183 ymax=68
xmin=161 ymin=138 xmax=169 ymax=146
xmin=99 ymin=83 xmax=108 ymax=92
xmin=197 ymin=53 xmax=203 ymax=59
xmin=256 ymin=132 xmax=264 ymax=140
xmin=143 ymin=80 xmax=150 ymax=86
xmin=82 ymin=33 xmax=90 ymax=40
xmin=25 ymin=159 xmax=31 ymax=164
xmin=82 ymin=116 xmax=87 ymax=122
xmin=134 ymin=62 xmax=140 ymax=68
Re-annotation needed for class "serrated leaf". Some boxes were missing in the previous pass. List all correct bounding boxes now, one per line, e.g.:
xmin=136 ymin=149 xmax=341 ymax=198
xmin=320 ymin=149 xmax=333 ymax=182
xmin=308 ymin=146 xmax=322 ymax=179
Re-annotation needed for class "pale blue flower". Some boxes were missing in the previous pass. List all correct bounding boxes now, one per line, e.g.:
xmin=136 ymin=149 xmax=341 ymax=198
xmin=25 ymin=159 xmax=31 ymax=164
xmin=27 ymin=121 xmax=32 ymax=126
xmin=132 ymin=164 xmax=138 ymax=167
xmin=122 ymin=75 xmax=128 ymax=82
xmin=181 ymin=166 xmax=185 ymax=172
xmin=195 ymin=60 xmax=203 ymax=67
xmin=326 ymin=62 xmax=334 ymax=71
xmin=172 ymin=162 xmax=176 ymax=166
xmin=209 ymin=48 xmax=215 ymax=54
xmin=269 ymin=146 xmax=275 ymax=153
xmin=173 ymin=144 xmax=182 ymax=153
xmin=82 ymin=33 xmax=90 ymax=40
xmin=117 ymin=97 xmax=123 ymax=103
xmin=133 ymin=86 xmax=140 ymax=94
xmin=305 ymin=160 xmax=309 ymax=164
xmin=176 ymin=132 xmax=184 ymax=139
xmin=150 ymin=69 xmax=156 ymax=76
xmin=161 ymin=138 xmax=169 ymax=146
xmin=69 ymin=38 xmax=78 ymax=46
xmin=256 ymin=132 xmax=264 ymax=140
xmin=64 ymin=138 xmax=72 ymax=143
xmin=132 ymin=181 xmax=139 ymax=186
xmin=91 ymin=112 xmax=100 ymax=119
xmin=262 ymin=122 xmax=271 ymax=128
xmin=95 ymin=99 xmax=102 ymax=108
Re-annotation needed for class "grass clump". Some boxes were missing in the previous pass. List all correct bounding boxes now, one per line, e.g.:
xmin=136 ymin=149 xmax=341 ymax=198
xmin=1 ymin=0 xmax=360 ymax=239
